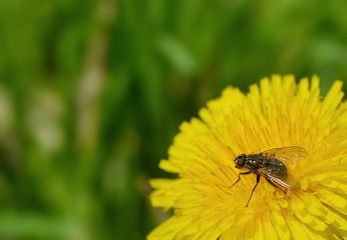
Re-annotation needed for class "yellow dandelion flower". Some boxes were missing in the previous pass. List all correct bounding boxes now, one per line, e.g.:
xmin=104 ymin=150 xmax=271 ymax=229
xmin=148 ymin=75 xmax=347 ymax=240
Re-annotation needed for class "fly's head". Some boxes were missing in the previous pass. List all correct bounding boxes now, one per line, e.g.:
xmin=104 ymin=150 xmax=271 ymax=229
xmin=234 ymin=154 xmax=247 ymax=169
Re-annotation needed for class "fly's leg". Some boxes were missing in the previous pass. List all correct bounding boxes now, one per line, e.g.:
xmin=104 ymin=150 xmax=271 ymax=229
xmin=246 ymin=174 xmax=260 ymax=207
xmin=264 ymin=178 xmax=286 ymax=194
xmin=228 ymin=172 xmax=251 ymax=189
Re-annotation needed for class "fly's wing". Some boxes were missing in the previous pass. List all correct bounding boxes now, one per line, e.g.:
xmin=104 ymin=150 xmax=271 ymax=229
xmin=258 ymin=168 xmax=300 ymax=190
xmin=259 ymin=146 xmax=308 ymax=165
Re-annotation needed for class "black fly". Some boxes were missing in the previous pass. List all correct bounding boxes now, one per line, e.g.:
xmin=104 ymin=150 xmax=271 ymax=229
xmin=229 ymin=146 xmax=308 ymax=207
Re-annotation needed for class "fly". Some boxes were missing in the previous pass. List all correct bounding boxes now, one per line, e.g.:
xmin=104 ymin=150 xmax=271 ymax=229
xmin=229 ymin=146 xmax=308 ymax=207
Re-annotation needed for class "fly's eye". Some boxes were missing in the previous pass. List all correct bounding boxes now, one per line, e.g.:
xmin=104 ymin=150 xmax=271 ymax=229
xmin=236 ymin=158 xmax=245 ymax=166
xmin=235 ymin=154 xmax=246 ymax=168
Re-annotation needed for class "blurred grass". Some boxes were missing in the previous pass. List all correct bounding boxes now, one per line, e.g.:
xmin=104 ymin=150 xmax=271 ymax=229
xmin=0 ymin=0 xmax=347 ymax=239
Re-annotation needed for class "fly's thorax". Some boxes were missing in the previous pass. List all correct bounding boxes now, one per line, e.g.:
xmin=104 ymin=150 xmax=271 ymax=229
xmin=244 ymin=154 xmax=267 ymax=172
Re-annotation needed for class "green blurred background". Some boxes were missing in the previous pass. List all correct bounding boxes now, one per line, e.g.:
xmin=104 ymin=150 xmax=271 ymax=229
xmin=0 ymin=0 xmax=347 ymax=239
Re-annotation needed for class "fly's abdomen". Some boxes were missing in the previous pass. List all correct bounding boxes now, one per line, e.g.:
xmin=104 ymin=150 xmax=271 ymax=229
xmin=267 ymin=158 xmax=288 ymax=179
